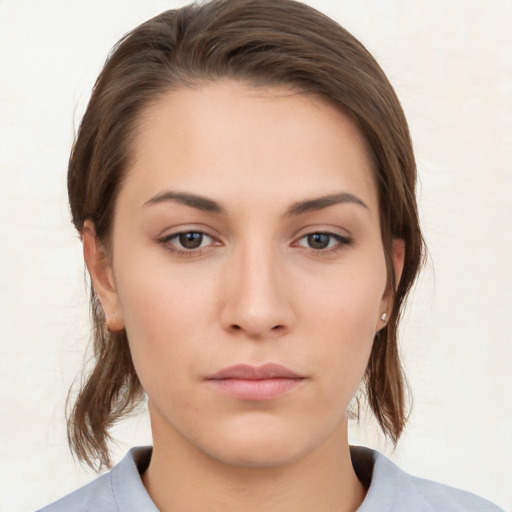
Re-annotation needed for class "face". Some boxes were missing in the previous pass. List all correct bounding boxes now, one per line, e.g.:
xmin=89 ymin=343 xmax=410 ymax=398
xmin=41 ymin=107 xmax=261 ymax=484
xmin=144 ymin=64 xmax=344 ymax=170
xmin=86 ymin=81 xmax=401 ymax=468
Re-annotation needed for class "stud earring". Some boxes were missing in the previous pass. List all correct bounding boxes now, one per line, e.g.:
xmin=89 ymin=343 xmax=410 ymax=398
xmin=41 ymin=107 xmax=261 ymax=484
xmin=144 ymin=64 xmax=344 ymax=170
xmin=381 ymin=312 xmax=387 ymax=322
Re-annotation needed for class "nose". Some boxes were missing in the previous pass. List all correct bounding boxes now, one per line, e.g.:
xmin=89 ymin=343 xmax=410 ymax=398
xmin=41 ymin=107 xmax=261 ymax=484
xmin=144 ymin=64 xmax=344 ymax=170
xmin=219 ymin=242 xmax=295 ymax=340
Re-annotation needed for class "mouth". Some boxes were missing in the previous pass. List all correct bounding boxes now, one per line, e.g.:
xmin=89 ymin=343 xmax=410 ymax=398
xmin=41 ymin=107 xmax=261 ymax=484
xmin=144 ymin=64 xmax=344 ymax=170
xmin=205 ymin=363 xmax=306 ymax=401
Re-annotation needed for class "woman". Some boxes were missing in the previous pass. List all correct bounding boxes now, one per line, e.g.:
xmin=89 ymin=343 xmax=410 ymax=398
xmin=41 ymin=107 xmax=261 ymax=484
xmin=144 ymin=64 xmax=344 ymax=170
xmin=37 ymin=0 xmax=505 ymax=510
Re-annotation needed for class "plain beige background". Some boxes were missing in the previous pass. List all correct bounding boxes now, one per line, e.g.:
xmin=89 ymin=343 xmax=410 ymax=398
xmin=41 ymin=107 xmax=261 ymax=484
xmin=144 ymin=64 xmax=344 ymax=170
xmin=0 ymin=1 xmax=511 ymax=511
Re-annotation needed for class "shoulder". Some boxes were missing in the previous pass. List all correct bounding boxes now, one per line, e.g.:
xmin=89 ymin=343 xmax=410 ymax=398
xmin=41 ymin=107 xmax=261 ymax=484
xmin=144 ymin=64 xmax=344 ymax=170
xmin=36 ymin=471 xmax=115 ymax=512
xmin=36 ymin=447 xmax=157 ymax=512
xmin=351 ymin=446 xmax=505 ymax=512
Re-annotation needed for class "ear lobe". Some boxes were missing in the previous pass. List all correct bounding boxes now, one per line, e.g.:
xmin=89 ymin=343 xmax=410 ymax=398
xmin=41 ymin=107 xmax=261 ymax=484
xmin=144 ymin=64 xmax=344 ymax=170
xmin=82 ymin=220 xmax=125 ymax=332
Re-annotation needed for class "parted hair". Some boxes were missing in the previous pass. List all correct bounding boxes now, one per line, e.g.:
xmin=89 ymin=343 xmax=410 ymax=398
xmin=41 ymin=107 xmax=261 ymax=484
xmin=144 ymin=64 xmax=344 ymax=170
xmin=67 ymin=0 xmax=424 ymax=470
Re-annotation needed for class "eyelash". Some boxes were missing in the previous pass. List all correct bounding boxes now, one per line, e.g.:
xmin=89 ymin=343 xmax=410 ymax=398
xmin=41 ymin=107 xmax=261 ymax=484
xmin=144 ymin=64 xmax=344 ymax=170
xmin=159 ymin=231 xmax=216 ymax=257
xmin=293 ymin=232 xmax=352 ymax=255
xmin=159 ymin=231 xmax=352 ymax=256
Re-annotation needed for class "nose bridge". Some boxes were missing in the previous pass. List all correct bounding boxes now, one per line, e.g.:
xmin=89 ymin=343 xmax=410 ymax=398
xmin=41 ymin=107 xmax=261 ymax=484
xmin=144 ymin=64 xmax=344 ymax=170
xmin=221 ymin=233 xmax=293 ymax=338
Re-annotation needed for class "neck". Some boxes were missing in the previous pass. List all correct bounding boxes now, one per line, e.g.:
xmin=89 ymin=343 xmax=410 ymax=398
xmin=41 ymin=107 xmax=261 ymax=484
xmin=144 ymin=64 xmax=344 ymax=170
xmin=142 ymin=416 xmax=366 ymax=512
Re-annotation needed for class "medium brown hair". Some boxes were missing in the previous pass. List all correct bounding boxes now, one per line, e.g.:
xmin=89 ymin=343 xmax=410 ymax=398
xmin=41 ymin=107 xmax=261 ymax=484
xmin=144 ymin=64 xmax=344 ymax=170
xmin=67 ymin=0 xmax=424 ymax=470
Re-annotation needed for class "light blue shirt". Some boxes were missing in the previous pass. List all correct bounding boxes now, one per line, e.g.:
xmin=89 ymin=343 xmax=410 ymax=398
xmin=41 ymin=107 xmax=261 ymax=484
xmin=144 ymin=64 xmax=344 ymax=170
xmin=37 ymin=446 xmax=505 ymax=511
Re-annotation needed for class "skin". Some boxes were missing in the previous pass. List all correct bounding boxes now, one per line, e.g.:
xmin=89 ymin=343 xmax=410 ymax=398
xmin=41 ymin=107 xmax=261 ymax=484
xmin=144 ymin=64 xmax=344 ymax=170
xmin=84 ymin=81 xmax=404 ymax=512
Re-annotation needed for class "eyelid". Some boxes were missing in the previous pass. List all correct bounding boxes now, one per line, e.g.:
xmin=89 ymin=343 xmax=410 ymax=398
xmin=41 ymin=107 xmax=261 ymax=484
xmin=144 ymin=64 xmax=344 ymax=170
xmin=291 ymin=224 xmax=352 ymax=241
xmin=157 ymin=222 xmax=222 ymax=241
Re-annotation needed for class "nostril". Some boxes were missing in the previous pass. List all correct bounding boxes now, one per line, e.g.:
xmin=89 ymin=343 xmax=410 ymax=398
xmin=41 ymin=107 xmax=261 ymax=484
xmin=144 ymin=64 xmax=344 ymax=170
xmin=271 ymin=325 xmax=284 ymax=331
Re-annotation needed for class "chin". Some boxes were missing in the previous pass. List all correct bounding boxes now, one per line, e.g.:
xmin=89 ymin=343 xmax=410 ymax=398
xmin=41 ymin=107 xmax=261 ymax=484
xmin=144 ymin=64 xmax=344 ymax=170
xmin=204 ymin=437 xmax=308 ymax=469
xmin=192 ymin=416 xmax=339 ymax=470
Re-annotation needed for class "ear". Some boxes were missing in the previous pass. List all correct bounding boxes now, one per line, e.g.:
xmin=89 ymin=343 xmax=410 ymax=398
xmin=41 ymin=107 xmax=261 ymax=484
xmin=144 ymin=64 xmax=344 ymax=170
xmin=377 ymin=238 xmax=405 ymax=329
xmin=82 ymin=220 xmax=125 ymax=332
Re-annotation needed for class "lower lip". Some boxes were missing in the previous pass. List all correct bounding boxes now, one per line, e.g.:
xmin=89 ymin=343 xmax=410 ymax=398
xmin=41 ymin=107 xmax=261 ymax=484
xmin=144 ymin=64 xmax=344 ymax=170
xmin=207 ymin=378 xmax=305 ymax=401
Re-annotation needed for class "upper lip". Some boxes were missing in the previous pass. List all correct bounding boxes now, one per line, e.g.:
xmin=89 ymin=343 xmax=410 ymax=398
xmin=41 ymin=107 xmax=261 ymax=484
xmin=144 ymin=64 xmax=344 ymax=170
xmin=207 ymin=363 xmax=304 ymax=380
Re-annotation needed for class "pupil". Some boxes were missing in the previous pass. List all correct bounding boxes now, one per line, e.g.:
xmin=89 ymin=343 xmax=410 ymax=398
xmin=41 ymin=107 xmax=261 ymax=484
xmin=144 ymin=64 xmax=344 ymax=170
xmin=308 ymin=233 xmax=330 ymax=249
xmin=179 ymin=232 xmax=203 ymax=249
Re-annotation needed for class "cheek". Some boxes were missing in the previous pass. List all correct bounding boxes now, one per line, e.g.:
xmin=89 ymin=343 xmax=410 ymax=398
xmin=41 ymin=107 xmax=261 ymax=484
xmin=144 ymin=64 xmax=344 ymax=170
xmin=304 ymin=252 xmax=386 ymax=337
xmin=301 ymin=253 xmax=387 ymax=389
xmin=113 ymin=256 xmax=217 ymax=391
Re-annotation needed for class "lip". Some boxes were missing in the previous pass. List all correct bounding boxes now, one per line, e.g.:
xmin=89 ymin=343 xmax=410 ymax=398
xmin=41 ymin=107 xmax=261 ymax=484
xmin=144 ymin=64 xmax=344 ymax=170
xmin=208 ymin=363 xmax=304 ymax=380
xmin=205 ymin=363 xmax=306 ymax=401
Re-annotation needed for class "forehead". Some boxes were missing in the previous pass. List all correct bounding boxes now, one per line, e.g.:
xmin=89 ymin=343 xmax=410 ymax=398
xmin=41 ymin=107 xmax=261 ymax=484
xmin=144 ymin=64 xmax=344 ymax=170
xmin=123 ymin=80 xmax=378 ymax=216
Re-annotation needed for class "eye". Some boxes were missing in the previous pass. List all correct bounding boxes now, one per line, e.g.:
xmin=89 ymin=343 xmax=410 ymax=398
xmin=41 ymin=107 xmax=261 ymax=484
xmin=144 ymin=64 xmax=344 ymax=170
xmin=161 ymin=231 xmax=215 ymax=253
xmin=295 ymin=232 xmax=351 ymax=252
xmin=177 ymin=232 xmax=207 ymax=249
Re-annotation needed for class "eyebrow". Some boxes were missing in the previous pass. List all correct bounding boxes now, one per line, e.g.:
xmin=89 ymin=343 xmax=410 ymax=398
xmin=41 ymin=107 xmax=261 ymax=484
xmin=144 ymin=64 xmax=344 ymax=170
xmin=285 ymin=192 xmax=369 ymax=216
xmin=142 ymin=190 xmax=368 ymax=216
xmin=143 ymin=191 xmax=226 ymax=214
